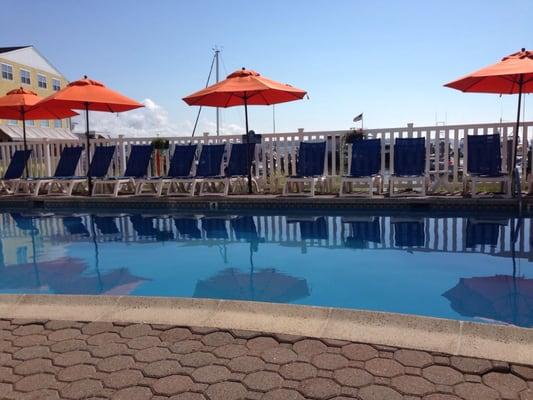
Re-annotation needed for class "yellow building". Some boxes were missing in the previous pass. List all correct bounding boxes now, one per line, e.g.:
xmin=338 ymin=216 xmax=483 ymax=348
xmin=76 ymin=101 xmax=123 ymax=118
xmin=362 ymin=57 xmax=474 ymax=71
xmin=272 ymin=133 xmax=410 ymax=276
xmin=0 ymin=46 xmax=70 ymax=130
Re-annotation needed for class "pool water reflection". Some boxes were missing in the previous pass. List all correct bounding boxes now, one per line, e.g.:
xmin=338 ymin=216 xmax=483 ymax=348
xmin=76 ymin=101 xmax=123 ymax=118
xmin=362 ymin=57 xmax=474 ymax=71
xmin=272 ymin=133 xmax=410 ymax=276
xmin=0 ymin=210 xmax=531 ymax=327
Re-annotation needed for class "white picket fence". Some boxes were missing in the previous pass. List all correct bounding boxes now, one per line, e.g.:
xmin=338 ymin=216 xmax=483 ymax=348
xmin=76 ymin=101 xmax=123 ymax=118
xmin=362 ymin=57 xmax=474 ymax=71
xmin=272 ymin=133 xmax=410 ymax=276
xmin=1 ymin=120 xmax=532 ymax=193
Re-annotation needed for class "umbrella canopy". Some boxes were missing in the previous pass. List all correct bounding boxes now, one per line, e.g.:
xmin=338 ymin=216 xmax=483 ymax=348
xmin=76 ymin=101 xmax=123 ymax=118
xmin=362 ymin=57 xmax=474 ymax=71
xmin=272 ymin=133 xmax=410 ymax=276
xmin=183 ymin=68 xmax=306 ymax=193
xmin=443 ymin=275 xmax=533 ymax=327
xmin=194 ymin=267 xmax=310 ymax=303
xmin=38 ymin=77 xmax=144 ymax=193
xmin=0 ymin=88 xmax=78 ymax=175
xmin=444 ymin=48 xmax=533 ymax=195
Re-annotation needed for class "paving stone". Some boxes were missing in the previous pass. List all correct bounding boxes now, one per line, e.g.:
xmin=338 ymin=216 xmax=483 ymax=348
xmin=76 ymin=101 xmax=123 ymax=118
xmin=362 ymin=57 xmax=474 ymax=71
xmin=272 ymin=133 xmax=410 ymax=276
xmin=82 ymin=322 xmax=115 ymax=336
xmin=230 ymin=329 xmax=262 ymax=339
xmin=395 ymin=349 xmax=433 ymax=367
xmin=103 ymin=369 xmax=143 ymax=389
xmin=244 ymin=371 xmax=283 ymax=392
xmin=111 ymin=386 xmax=152 ymax=400
xmin=14 ymin=373 xmax=57 ymax=392
xmin=261 ymin=347 xmax=297 ymax=364
xmin=422 ymin=395 xmax=461 ymax=400
xmin=228 ymin=355 xmax=266 ymax=373
xmin=293 ymin=339 xmax=327 ymax=357
xmin=87 ymin=332 xmax=121 ymax=346
xmin=391 ymin=375 xmax=435 ymax=396
xmin=422 ymin=365 xmax=463 ymax=385
xmin=14 ymin=358 xmax=55 ymax=375
xmin=434 ymin=356 xmax=451 ymax=366
xmin=50 ymin=339 xmax=87 ymax=353
xmin=512 ymin=365 xmax=533 ymax=380
xmin=247 ymin=336 xmax=279 ymax=352
xmin=52 ymin=350 xmax=92 ymax=367
xmin=19 ymin=388 xmax=61 ymax=399
xmin=133 ymin=346 xmax=171 ymax=362
xmin=119 ymin=323 xmax=153 ymax=338
xmin=333 ymin=367 xmax=373 ymax=387
xmin=48 ymin=329 xmax=81 ymax=342
xmin=14 ymin=345 xmax=50 ymax=360
xmin=464 ymin=374 xmax=482 ymax=383
xmin=492 ymin=360 xmax=510 ymax=373
xmin=12 ymin=334 xmax=48 ymax=347
xmin=454 ymin=382 xmax=499 ymax=400
xmin=152 ymin=374 xmax=194 ymax=395
xmin=13 ymin=325 xmax=44 ymax=336
xmin=96 ymin=355 xmax=135 ymax=372
xmin=180 ymin=352 xmax=217 ymax=368
xmin=57 ymin=365 xmax=97 ymax=382
xmin=341 ymin=343 xmax=378 ymax=361
xmin=273 ymin=333 xmax=304 ymax=344
xmin=44 ymin=320 xmax=82 ymax=330
xmin=279 ymin=362 xmax=317 ymax=380
xmin=127 ymin=335 xmax=162 ymax=349
xmin=311 ymin=353 xmax=349 ymax=370
xmin=90 ymin=342 xmax=129 ymax=358
xmin=143 ymin=360 xmax=182 ymax=377
xmin=262 ymin=388 xmax=305 ymax=400
xmin=365 ymin=358 xmax=404 ymax=377
xmin=60 ymin=378 xmax=104 ymax=399
xmin=358 ymin=384 xmax=402 ymax=400
xmin=192 ymin=366 xmax=231 ymax=384
xmin=205 ymin=381 xmax=248 ymax=400
xmin=483 ymin=371 xmax=528 ymax=398
xmin=299 ymin=377 xmax=341 ymax=399
xmin=160 ymin=328 xmax=192 ymax=343
xmin=170 ymin=340 xmax=204 ymax=354
xmin=213 ymin=344 xmax=248 ymax=359
xmin=169 ymin=394 xmax=207 ymax=400
xmin=520 ymin=389 xmax=533 ymax=400
xmin=450 ymin=356 xmax=492 ymax=374
xmin=201 ymin=332 xmax=234 ymax=347
xmin=0 ymin=365 xmax=20 ymax=383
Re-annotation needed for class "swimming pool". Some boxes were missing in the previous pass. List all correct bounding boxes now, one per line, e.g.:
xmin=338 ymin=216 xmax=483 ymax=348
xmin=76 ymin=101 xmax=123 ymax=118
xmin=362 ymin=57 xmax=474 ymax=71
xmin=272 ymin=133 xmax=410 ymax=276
xmin=0 ymin=209 xmax=531 ymax=328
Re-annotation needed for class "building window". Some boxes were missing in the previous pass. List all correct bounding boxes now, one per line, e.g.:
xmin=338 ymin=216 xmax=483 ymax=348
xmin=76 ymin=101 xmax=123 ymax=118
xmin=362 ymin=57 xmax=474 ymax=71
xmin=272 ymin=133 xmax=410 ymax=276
xmin=54 ymin=120 xmax=62 ymax=128
xmin=52 ymin=78 xmax=61 ymax=91
xmin=40 ymin=120 xmax=50 ymax=128
xmin=20 ymin=69 xmax=31 ymax=85
xmin=7 ymin=120 xmax=17 ymax=126
xmin=1 ymin=63 xmax=13 ymax=80
xmin=37 ymin=74 xmax=47 ymax=89
xmin=26 ymin=120 xmax=34 ymax=126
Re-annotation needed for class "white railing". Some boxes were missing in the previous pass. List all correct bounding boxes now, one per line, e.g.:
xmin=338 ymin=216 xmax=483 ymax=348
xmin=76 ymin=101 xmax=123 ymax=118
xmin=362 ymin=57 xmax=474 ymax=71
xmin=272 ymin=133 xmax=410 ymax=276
xmin=0 ymin=213 xmax=530 ymax=261
xmin=1 ymin=120 xmax=532 ymax=193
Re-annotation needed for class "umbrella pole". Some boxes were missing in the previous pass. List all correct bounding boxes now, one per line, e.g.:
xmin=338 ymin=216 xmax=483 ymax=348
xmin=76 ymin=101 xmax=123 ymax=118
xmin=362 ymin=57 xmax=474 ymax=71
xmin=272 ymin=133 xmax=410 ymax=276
xmin=21 ymin=108 xmax=29 ymax=178
xmin=244 ymin=95 xmax=253 ymax=194
xmin=511 ymin=74 xmax=524 ymax=198
xmin=85 ymin=103 xmax=93 ymax=195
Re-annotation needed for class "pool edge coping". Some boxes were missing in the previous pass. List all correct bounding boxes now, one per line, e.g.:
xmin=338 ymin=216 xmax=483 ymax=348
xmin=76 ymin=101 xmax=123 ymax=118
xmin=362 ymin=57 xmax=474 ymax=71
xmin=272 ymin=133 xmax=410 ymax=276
xmin=0 ymin=294 xmax=531 ymax=365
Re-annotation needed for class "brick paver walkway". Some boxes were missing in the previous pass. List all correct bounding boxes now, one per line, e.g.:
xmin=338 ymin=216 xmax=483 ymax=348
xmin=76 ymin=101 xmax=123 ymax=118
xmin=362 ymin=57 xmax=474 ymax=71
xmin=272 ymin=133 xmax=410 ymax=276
xmin=0 ymin=319 xmax=532 ymax=400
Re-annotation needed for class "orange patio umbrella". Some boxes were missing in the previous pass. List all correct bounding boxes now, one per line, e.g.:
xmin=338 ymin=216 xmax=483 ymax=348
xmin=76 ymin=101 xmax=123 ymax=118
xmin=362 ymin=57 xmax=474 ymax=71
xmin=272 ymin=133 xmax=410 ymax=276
xmin=38 ymin=76 xmax=144 ymax=192
xmin=183 ymin=68 xmax=307 ymax=193
xmin=445 ymin=48 xmax=533 ymax=194
xmin=0 ymin=88 xmax=78 ymax=175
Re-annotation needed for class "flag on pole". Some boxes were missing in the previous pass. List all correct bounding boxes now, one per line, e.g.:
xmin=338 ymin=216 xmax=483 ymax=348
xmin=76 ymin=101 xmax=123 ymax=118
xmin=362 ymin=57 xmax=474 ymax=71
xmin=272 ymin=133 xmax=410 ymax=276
xmin=353 ymin=113 xmax=363 ymax=122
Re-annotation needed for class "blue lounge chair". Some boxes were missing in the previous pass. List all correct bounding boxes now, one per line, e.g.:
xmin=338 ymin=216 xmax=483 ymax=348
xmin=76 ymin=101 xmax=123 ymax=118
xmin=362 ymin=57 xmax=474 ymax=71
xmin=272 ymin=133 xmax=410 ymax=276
xmin=130 ymin=215 xmax=174 ymax=241
xmin=174 ymin=217 xmax=202 ymax=239
xmin=287 ymin=216 xmax=329 ymax=240
xmin=344 ymin=217 xmax=381 ymax=248
xmin=389 ymin=137 xmax=428 ymax=197
xmin=199 ymin=143 xmax=259 ymax=196
xmin=166 ymin=144 xmax=226 ymax=196
xmin=10 ymin=213 xmax=38 ymax=233
xmin=15 ymin=146 xmax=83 ymax=196
xmin=135 ymin=144 xmax=198 ymax=196
xmin=93 ymin=216 xmax=121 ymax=236
xmin=340 ymin=139 xmax=382 ymax=197
xmin=0 ymin=150 xmax=32 ymax=194
xmin=201 ymin=217 xmax=229 ymax=239
xmin=47 ymin=145 xmax=116 ymax=196
xmin=283 ymin=141 xmax=327 ymax=196
xmin=92 ymin=145 xmax=153 ymax=196
xmin=392 ymin=218 xmax=425 ymax=247
xmin=231 ymin=216 xmax=259 ymax=241
xmin=63 ymin=216 xmax=90 ymax=237
xmin=465 ymin=218 xmax=508 ymax=248
xmin=465 ymin=134 xmax=510 ymax=198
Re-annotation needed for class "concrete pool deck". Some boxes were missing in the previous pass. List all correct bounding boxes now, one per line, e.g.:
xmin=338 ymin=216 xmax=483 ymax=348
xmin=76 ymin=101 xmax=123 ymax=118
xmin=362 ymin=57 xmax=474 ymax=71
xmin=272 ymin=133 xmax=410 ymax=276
xmin=0 ymin=296 xmax=532 ymax=400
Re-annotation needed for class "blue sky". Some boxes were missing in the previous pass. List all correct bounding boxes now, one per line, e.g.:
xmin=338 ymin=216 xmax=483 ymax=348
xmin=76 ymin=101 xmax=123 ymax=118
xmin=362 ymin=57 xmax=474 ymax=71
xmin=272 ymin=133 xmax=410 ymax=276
xmin=1 ymin=0 xmax=532 ymax=136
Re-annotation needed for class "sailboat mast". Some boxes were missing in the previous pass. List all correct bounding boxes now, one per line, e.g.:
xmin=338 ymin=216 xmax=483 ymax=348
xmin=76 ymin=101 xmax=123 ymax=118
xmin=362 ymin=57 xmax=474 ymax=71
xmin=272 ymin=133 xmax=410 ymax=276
xmin=214 ymin=47 xmax=220 ymax=136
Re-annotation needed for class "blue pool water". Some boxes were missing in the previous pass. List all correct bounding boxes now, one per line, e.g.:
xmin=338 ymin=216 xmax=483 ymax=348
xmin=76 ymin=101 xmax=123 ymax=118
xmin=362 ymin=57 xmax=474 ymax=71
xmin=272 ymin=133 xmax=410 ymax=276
xmin=0 ymin=209 xmax=532 ymax=327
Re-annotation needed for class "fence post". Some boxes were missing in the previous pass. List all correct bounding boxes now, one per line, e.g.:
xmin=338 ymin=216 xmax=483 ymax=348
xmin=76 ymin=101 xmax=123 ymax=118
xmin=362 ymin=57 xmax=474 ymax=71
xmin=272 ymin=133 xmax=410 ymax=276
xmin=118 ymin=134 xmax=126 ymax=175
xmin=44 ymin=139 xmax=52 ymax=176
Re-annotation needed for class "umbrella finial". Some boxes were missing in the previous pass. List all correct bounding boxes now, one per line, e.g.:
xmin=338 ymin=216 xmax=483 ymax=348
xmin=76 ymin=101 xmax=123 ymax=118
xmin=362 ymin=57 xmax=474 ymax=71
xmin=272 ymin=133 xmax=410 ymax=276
xmin=522 ymin=48 xmax=526 ymax=52
xmin=242 ymin=67 xmax=245 ymax=70
xmin=84 ymin=75 xmax=88 ymax=79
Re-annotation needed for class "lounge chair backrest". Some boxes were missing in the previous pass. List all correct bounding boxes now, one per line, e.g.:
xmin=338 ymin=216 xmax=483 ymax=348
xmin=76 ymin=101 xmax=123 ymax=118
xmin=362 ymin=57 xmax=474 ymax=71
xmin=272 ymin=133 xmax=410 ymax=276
xmin=394 ymin=221 xmax=424 ymax=247
xmin=393 ymin=138 xmax=425 ymax=176
xmin=350 ymin=219 xmax=381 ymax=243
xmin=296 ymin=141 xmax=326 ymax=177
xmin=196 ymin=144 xmax=225 ymax=178
xmin=227 ymin=143 xmax=256 ymax=176
xmin=202 ymin=218 xmax=228 ymax=239
xmin=167 ymin=144 xmax=197 ymax=178
xmin=10 ymin=213 xmax=37 ymax=232
xmin=93 ymin=216 xmax=120 ymax=235
xmin=299 ymin=217 xmax=328 ymax=240
xmin=4 ymin=150 xmax=31 ymax=180
xmin=63 ymin=216 xmax=89 ymax=236
xmin=465 ymin=220 xmax=501 ymax=248
xmin=467 ymin=134 xmax=502 ymax=176
xmin=89 ymin=146 xmax=116 ymax=178
xmin=231 ymin=216 xmax=258 ymax=241
xmin=350 ymin=139 xmax=381 ymax=177
xmin=54 ymin=146 xmax=83 ymax=177
xmin=174 ymin=218 xmax=201 ymax=238
xmin=124 ymin=145 xmax=153 ymax=178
